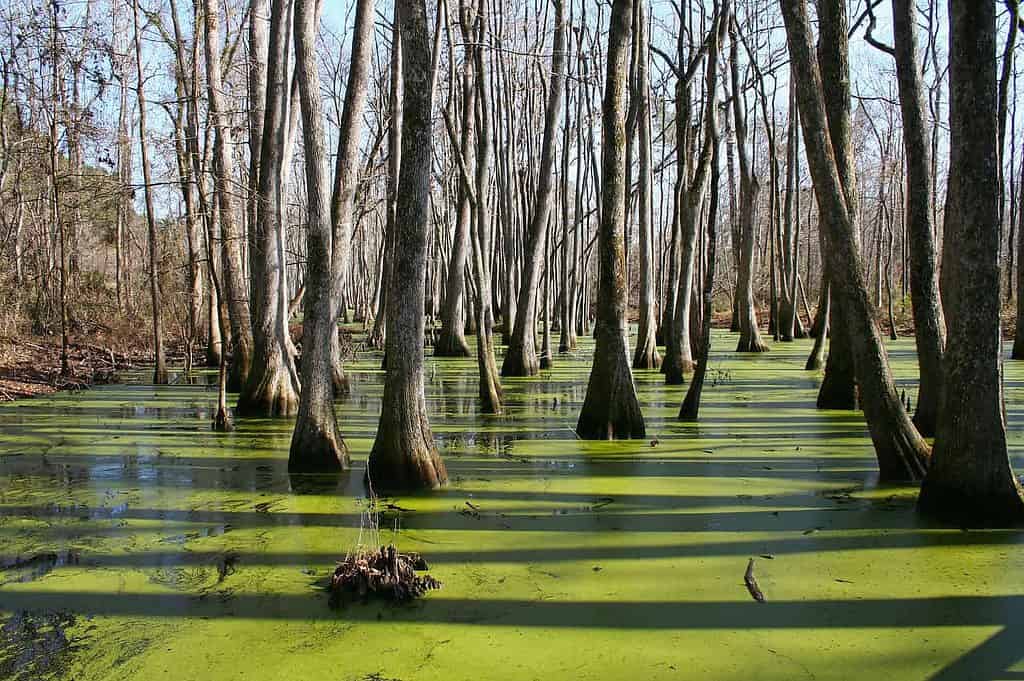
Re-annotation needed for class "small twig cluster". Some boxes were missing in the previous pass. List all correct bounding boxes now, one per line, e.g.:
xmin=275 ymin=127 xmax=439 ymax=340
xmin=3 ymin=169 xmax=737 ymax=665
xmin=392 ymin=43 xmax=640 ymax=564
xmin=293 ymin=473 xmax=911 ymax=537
xmin=329 ymin=544 xmax=441 ymax=605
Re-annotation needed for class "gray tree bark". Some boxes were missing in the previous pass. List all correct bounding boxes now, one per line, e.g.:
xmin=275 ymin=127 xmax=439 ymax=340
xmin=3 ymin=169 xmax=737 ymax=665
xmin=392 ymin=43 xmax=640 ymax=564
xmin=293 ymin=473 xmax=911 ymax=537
xmin=289 ymin=0 xmax=349 ymax=470
xmin=631 ymin=0 xmax=660 ymax=370
xmin=891 ymin=0 xmax=946 ymax=437
xmin=203 ymin=0 xmax=254 ymax=391
xmin=367 ymin=0 xmax=448 ymax=491
xmin=328 ymin=0 xmax=375 ymax=392
xmin=781 ymin=0 xmax=929 ymax=481
xmin=237 ymin=0 xmax=301 ymax=417
xmin=919 ymin=0 xmax=1024 ymax=524
xmin=502 ymin=0 xmax=566 ymax=377
xmin=577 ymin=0 xmax=645 ymax=440
xmin=132 ymin=0 xmax=168 ymax=384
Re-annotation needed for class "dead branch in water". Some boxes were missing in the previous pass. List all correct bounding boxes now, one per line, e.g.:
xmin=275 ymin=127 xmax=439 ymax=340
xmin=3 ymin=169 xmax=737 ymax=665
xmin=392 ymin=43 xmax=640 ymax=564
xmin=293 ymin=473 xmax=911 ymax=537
xmin=744 ymin=558 xmax=766 ymax=603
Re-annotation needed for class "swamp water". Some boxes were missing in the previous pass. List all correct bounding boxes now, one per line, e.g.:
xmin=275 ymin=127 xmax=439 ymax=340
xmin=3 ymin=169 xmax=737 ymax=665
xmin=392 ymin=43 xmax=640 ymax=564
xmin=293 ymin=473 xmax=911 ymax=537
xmin=2 ymin=331 xmax=1024 ymax=680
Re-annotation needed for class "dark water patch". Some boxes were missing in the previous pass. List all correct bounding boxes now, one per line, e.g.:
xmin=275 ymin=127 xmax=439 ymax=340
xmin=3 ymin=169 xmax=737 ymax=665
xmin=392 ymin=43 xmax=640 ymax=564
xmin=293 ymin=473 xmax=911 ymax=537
xmin=1 ymin=550 xmax=80 ymax=585
xmin=0 ymin=610 xmax=80 ymax=680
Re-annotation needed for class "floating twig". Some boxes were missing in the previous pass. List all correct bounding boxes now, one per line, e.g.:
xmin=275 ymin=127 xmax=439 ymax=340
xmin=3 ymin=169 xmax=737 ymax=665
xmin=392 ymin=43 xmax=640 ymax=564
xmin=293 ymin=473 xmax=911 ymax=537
xmin=744 ymin=558 xmax=766 ymax=603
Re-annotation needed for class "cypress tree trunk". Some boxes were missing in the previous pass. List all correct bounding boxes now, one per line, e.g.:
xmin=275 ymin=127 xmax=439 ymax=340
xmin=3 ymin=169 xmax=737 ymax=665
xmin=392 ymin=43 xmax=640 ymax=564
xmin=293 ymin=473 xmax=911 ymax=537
xmin=132 ymin=0 xmax=168 ymax=384
xmin=781 ymin=0 xmax=929 ymax=482
xmin=919 ymin=0 xmax=1024 ymax=524
xmin=434 ymin=25 xmax=475 ymax=359
xmin=631 ymin=0 xmax=660 ymax=370
xmin=328 ymin=0 xmax=375 ymax=393
xmin=813 ymin=0 xmax=856 ymax=409
xmin=237 ymin=0 xmax=300 ymax=417
xmin=369 ymin=11 xmax=402 ymax=352
xmin=680 ymin=2 xmax=727 ymax=419
xmin=203 ymin=0 xmax=254 ymax=391
xmin=730 ymin=25 xmax=767 ymax=354
xmin=502 ymin=0 xmax=566 ymax=377
xmin=290 ymin=0 xmax=373 ymax=471
xmin=805 ymin=276 xmax=829 ymax=371
xmin=577 ymin=0 xmax=645 ymax=441
xmin=368 ymin=0 xmax=447 ymax=492
xmin=891 ymin=0 xmax=945 ymax=437
xmin=471 ymin=0 xmax=503 ymax=413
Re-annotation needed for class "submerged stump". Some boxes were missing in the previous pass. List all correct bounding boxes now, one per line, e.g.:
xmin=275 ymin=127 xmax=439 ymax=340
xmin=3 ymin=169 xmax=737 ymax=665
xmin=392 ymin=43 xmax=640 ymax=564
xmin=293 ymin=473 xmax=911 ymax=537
xmin=329 ymin=545 xmax=441 ymax=605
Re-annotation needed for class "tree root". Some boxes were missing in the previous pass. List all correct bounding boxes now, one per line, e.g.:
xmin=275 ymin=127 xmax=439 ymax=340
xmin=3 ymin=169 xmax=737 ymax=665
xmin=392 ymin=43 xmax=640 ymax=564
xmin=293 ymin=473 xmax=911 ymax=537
xmin=329 ymin=545 xmax=441 ymax=605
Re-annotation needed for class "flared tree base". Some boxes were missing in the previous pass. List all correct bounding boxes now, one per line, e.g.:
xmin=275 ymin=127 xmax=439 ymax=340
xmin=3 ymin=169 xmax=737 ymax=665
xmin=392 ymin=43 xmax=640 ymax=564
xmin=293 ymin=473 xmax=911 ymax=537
xmin=212 ymin=407 xmax=233 ymax=432
xmin=237 ymin=372 xmax=299 ymax=418
xmin=501 ymin=345 xmax=541 ymax=378
xmin=289 ymin=422 xmax=350 ymax=472
xmin=736 ymin=335 xmax=770 ymax=353
xmin=817 ymin=374 xmax=857 ymax=410
xmin=434 ymin=331 xmax=472 ymax=358
xmin=367 ymin=439 xmax=447 ymax=493
xmin=919 ymin=477 xmax=1024 ymax=527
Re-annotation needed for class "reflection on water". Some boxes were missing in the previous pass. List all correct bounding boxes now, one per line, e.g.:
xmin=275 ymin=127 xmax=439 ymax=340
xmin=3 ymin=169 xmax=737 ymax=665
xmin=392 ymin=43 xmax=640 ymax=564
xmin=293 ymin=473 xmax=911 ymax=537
xmin=1 ymin=332 xmax=1024 ymax=680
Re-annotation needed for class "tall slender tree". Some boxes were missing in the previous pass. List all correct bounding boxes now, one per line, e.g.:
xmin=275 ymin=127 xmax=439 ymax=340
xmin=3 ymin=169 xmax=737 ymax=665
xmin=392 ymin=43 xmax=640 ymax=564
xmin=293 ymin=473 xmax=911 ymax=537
xmin=502 ymin=0 xmax=566 ymax=377
xmin=891 ymin=0 xmax=945 ymax=437
xmin=238 ymin=0 xmax=301 ymax=416
xmin=781 ymin=0 xmax=929 ymax=481
xmin=132 ymin=0 xmax=168 ymax=384
xmin=919 ymin=0 xmax=1024 ymax=524
xmin=367 ymin=0 xmax=448 ymax=490
xmin=577 ymin=0 xmax=645 ymax=440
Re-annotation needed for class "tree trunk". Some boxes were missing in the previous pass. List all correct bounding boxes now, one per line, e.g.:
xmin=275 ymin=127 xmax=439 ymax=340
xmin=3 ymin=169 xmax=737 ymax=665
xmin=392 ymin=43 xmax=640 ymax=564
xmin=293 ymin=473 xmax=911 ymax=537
xmin=237 ymin=0 xmax=301 ymax=417
xmin=631 ymin=0 xmax=660 ymax=370
xmin=367 ymin=0 xmax=447 ymax=492
xmin=577 ymin=0 xmax=645 ymax=440
xmin=132 ymin=0 xmax=168 ymax=384
xmin=680 ymin=3 xmax=727 ymax=418
xmin=813 ymin=0 xmax=856 ymax=410
xmin=435 ymin=4 xmax=476 ymax=359
xmin=891 ymin=0 xmax=946 ymax=437
xmin=470 ymin=0 xmax=503 ymax=412
xmin=203 ymin=0 xmax=254 ymax=391
xmin=328 ymin=0 xmax=375 ymax=392
xmin=502 ymin=0 xmax=566 ymax=377
xmin=730 ymin=27 xmax=768 ymax=354
xmin=369 ymin=12 xmax=402 ymax=352
xmin=289 ymin=0 xmax=349 ymax=471
xmin=919 ymin=0 xmax=1024 ymax=524
xmin=781 ymin=0 xmax=929 ymax=481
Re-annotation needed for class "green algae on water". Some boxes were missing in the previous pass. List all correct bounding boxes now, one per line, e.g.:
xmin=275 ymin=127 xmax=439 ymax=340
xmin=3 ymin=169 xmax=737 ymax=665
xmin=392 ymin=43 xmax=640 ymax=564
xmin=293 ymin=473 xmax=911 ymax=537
xmin=2 ymin=332 xmax=1024 ymax=680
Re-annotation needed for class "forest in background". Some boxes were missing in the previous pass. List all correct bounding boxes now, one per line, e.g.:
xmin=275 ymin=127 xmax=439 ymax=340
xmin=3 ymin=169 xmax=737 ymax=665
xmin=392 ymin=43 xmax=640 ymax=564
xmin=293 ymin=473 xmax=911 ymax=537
xmin=1 ymin=0 xmax=1022 ymax=523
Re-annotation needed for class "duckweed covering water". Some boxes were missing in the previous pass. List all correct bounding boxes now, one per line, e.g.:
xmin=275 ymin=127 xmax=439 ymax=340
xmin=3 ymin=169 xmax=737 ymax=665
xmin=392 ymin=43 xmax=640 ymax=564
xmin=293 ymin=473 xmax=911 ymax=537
xmin=2 ymin=331 xmax=1024 ymax=680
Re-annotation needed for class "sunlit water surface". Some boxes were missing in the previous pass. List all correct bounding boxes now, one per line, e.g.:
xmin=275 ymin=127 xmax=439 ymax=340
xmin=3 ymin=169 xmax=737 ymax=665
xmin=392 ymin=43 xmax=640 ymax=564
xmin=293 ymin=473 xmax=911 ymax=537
xmin=2 ymin=331 xmax=1024 ymax=680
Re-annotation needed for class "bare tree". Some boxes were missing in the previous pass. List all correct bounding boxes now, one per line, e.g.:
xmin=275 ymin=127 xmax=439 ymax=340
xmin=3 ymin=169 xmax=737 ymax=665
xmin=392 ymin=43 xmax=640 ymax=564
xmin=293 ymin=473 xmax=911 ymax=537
xmin=920 ymin=0 xmax=1024 ymax=524
xmin=367 ymin=0 xmax=448 ymax=490
xmin=576 ymin=0 xmax=645 ymax=440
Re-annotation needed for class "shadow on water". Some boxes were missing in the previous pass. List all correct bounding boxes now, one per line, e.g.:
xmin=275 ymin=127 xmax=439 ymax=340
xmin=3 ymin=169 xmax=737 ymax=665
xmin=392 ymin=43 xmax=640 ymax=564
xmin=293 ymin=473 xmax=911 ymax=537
xmin=1 ymin=331 xmax=1024 ymax=680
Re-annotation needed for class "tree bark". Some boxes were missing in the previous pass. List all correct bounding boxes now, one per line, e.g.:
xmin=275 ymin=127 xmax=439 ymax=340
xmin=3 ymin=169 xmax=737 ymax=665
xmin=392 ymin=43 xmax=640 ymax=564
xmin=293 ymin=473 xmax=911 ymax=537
xmin=891 ymin=0 xmax=946 ymax=437
xmin=680 ymin=2 xmax=727 ymax=419
xmin=203 ymin=0 xmax=254 ymax=391
xmin=781 ymin=0 xmax=929 ymax=481
xmin=919 ymin=0 xmax=1024 ymax=524
xmin=289 ymin=0 xmax=349 ymax=471
xmin=577 ymin=0 xmax=645 ymax=440
xmin=730 ymin=21 xmax=767 ymax=354
xmin=237 ymin=0 xmax=301 ymax=417
xmin=631 ymin=0 xmax=660 ymax=370
xmin=435 ymin=2 xmax=475 ymax=359
xmin=132 ymin=0 xmax=168 ymax=384
xmin=368 ymin=0 xmax=447 ymax=492
xmin=328 ymin=0 xmax=375 ymax=392
xmin=502 ymin=0 xmax=566 ymax=377
xmin=813 ymin=0 xmax=856 ymax=409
